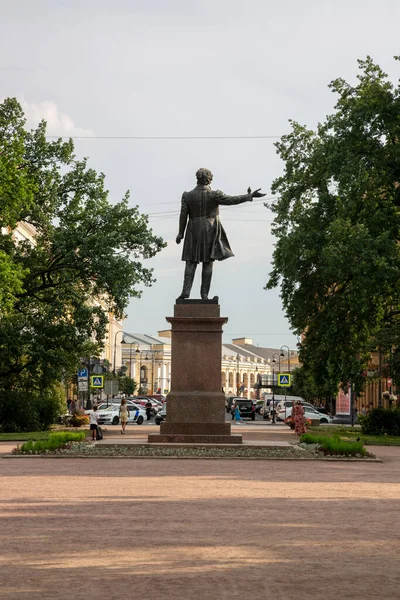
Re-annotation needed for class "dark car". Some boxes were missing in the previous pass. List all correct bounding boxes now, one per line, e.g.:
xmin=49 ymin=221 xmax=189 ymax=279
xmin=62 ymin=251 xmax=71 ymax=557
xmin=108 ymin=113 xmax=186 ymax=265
xmin=155 ymin=406 xmax=166 ymax=425
xmin=231 ymin=397 xmax=256 ymax=421
xmin=226 ymin=396 xmax=237 ymax=413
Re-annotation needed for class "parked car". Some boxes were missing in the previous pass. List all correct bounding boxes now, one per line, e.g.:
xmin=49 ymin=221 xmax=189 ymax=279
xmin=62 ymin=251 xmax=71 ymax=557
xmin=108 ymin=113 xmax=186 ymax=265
xmin=275 ymin=399 xmax=314 ymax=420
xmin=254 ymin=400 xmax=264 ymax=414
xmin=155 ymin=406 xmax=167 ymax=425
xmin=230 ymin=397 xmax=256 ymax=421
xmin=133 ymin=397 xmax=160 ymax=415
xmin=279 ymin=405 xmax=333 ymax=424
xmin=97 ymin=403 xmax=146 ymax=425
xmin=225 ymin=396 xmax=237 ymax=413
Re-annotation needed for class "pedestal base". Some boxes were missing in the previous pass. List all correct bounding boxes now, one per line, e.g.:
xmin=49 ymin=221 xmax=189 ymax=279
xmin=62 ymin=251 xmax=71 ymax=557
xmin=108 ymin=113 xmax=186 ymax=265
xmin=148 ymin=434 xmax=243 ymax=444
xmin=148 ymin=420 xmax=242 ymax=444
xmin=148 ymin=301 xmax=239 ymax=444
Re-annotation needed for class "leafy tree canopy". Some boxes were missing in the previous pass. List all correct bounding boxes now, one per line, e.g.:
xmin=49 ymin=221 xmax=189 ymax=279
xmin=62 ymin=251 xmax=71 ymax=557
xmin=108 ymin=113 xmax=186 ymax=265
xmin=0 ymin=98 xmax=165 ymax=428
xmin=267 ymin=57 xmax=400 ymax=394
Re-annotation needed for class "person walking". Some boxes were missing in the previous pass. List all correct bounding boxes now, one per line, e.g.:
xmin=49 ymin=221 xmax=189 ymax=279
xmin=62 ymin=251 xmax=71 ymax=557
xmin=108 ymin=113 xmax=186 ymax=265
xmin=145 ymin=399 xmax=152 ymax=421
xmin=231 ymin=402 xmax=236 ymax=420
xmin=293 ymin=400 xmax=306 ymax=436
xmin=66 ymin=398 xmax=72 ymax=414
xmin=119 ymin=399 xmax=130 ymax=434
xmin=89 ymin=406 xmax=99 ymax=442
xmin=234 ymin=404 xmax=242 ymax=424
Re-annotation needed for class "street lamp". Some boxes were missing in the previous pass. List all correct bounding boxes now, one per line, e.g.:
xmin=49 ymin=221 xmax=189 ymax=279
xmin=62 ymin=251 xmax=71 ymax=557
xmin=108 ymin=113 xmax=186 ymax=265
xmin=280 ymin=345 xmax=291 ymax=373
xmin=236 ymin=353 xmax=240 ymax=397
xmin=121 ymin=338 xmax=139 ymax=379
xmin=113 ymin=330 xmax=125 ymax=376
xmin=271 ymin=352 xmax=281 ymax=424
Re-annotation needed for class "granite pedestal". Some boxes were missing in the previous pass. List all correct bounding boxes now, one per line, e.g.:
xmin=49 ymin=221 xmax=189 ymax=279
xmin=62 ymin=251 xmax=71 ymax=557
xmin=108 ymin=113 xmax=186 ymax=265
xmin=148 ymin=299 xmax=242 ymax=444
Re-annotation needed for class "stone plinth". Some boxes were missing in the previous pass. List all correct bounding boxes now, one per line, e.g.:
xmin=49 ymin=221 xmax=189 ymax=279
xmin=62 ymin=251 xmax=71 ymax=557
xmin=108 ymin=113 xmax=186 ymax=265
xmin=148 ymin=299 xmax=242 ymax=444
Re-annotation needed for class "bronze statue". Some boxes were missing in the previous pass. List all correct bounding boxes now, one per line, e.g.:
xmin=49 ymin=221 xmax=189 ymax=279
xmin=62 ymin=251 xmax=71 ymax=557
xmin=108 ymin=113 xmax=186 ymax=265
xmin=176 ymin=168 xmax=265 ymax=300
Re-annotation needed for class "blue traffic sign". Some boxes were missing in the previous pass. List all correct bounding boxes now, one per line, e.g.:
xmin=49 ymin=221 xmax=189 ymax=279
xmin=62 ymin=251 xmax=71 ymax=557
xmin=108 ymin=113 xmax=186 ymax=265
xmin=78 ymin=368 xmax=88 ymax=378
xmin=91 ymin=375 xmax=104 ymax=388
xmin=278 ymin=373 xmax=291 ymax=387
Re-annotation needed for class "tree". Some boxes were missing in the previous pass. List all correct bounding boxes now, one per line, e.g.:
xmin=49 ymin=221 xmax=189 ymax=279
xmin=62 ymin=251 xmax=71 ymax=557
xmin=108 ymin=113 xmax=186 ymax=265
xmin=118 ymin=376 xmax=137 ymax=396
xmin=266 ymin=57 xmax=400 ymax=394
xmin=0 ymin=98 xmax=165 ymax=430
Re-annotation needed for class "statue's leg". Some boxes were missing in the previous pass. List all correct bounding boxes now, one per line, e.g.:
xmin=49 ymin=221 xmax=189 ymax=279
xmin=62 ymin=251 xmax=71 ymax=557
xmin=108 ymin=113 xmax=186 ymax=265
xmin=178 ymin=261 xmax=197 ymax=299
xmin=200 ymin=262 xmax=213 ymax=300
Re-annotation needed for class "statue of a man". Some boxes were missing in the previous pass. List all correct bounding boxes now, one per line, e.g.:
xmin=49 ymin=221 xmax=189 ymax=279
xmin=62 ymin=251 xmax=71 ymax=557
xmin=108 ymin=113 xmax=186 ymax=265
xmin=176 ymin=168 xmax=265 ymax=300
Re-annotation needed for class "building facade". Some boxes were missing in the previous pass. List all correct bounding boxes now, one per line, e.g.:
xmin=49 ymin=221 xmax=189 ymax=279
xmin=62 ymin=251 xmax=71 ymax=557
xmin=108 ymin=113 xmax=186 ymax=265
xmin=120 ymin=332 xmax=298 ymax=399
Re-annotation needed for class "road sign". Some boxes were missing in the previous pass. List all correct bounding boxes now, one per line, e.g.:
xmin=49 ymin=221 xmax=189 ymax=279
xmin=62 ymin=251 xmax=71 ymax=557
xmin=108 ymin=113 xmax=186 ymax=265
xmin=92 ymin=364 xmax=103 ymax=375
xmin=78 ymin=380 xmax=88 ymax=391
xmin=104 ymin=380 xmax=119 ymax=396
xmin=91 ymin=375 xmax=104 ymax=388
xmin=278 ymin=373 xmax=291 ymax=387
xmin=78 ymin=367 xmax=88 ymax=379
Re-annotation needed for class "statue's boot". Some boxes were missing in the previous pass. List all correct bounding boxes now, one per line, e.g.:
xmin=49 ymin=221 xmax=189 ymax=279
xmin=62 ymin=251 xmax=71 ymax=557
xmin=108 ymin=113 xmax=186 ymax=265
xmin=178 ymin=261 xmax=197 ymax=299
xmin=200 ymin=262 xmax=213 ymax=300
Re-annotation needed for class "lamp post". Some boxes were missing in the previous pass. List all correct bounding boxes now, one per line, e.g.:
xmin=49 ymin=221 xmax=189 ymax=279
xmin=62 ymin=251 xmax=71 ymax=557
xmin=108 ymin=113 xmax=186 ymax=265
xmin=136 ymin=348 xmax=147 ymax=394
xmin=121 ymin=340 xmax=139 ymax=379
xmin=236 ymin=353 xmax=240 ymax=397
xmin=280 ymin=345 xmax=291 ymax=420
xmin=151 ymin=350 xmax=160 ymax=394
xmin=113 ymin=330 xmax=125 ymax=376
xmin=271 ymin=352 xmax=280 ymax=424
xmin=280 ymin=345 xmax=291 ymax=373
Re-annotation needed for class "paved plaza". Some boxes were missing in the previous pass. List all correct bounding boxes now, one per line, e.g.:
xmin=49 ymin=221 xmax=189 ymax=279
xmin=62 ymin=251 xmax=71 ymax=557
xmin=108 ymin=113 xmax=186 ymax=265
xmin=0 ymin=427 xmax=399 ymax=600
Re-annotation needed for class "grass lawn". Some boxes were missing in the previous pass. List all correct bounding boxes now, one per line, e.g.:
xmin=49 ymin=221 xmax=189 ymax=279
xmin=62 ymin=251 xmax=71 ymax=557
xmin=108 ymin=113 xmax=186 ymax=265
xmin=0 ymin=428 xmax=89 ymax=442
xmin=308 ymin=425 xmax=400 ymax=446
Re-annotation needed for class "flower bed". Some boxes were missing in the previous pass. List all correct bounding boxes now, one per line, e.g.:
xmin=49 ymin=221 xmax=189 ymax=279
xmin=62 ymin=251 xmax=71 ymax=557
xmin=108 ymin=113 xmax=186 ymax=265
xmin=14 ymin=431 xmax=86 ymax=454
xmin=300 ymin=433 xmax=367 ymax=457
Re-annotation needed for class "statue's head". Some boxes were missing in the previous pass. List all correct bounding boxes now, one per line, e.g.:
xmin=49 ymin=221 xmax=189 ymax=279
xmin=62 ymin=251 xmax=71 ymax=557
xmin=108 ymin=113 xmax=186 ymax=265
xmin=196 ymin=168 xmax=213 ymax=185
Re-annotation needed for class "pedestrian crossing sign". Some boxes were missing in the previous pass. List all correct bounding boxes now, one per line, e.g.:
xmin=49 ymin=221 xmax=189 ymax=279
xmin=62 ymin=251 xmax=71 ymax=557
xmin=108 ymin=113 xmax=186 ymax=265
xmin=91 ymin=375 xmax=104 ymax=388
xmin=278 ymin=373 xmax=291 ymax=387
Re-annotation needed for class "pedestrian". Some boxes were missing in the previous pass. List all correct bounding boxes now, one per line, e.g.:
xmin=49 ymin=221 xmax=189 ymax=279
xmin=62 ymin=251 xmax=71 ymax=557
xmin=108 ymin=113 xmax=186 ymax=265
xmin=69 ymin=398 xmax=76 ymax=415
xmin=145 ymin=399 xmax=152 ymax=421
xmin=66 ymin=398 xmax=72 ymax=414
xmin=234 ymin=404 xmax=242 ymax=423
xmin=231 ymin=402 xmax=236 ymax=420
xmin=89 ymin=406 xmax=99 ymax=442
xmin=360 ymin=404 xmax=366 ymax=416
xmin=119 ymin=398 xmax=130 ymax=434
xmin=293 ymin=400 xmax=306 ymax=436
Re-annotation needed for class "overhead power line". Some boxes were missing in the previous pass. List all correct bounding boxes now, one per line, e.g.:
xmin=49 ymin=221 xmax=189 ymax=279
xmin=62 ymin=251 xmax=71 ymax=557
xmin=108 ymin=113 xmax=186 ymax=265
xmin=45 ymin=134 xmax=281 ymax=140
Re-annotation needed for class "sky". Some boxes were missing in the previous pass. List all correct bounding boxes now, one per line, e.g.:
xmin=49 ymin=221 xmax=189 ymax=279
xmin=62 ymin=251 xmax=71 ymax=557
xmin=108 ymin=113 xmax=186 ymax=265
xmin=1 ymin=0 xmax=400 ymax=348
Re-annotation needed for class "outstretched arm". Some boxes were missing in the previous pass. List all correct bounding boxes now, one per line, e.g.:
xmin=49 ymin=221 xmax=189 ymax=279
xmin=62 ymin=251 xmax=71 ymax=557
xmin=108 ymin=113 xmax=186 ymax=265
xmin=215 ymin=187 xmax=266 ymax=206
xmin=176 ymin=193 xmax=188 ymax=244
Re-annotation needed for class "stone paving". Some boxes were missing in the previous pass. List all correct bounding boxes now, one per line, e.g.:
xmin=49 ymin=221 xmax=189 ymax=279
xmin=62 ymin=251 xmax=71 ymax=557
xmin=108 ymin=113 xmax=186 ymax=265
xmin=0 ymin=427 xmax=399 ymax=599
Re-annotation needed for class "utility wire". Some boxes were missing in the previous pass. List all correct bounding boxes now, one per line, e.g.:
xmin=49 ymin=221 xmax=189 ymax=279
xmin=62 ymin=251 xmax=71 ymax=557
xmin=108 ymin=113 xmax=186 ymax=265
xmin=46 ymin=135 xmax=281 ymax=140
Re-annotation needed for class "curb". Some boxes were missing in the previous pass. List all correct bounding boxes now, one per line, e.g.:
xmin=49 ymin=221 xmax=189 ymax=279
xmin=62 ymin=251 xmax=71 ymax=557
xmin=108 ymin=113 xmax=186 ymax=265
xmin=1 ymin=454 xmax=382 ymax=462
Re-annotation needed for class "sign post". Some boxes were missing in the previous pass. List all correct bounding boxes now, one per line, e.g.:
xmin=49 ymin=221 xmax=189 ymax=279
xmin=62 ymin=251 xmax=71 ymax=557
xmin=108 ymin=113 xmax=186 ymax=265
xmin=278 ymin=374 xmax=291 ymax=420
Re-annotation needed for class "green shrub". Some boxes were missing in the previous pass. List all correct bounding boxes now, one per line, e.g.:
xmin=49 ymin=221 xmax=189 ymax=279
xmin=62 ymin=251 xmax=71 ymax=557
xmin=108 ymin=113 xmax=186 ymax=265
xmin=300 ymin=433 xmax=366 ymax=456
xmin=19 ymin=431 xmax=85 ymax=454
xmin=360 ymin=408 xmax=400 ymax=436
xmin=0 ymin=384 xmax=65 ymax=432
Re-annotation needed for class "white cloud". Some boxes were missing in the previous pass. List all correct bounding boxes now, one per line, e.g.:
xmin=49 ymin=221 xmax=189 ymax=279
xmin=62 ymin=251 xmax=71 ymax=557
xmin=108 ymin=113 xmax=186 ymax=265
xmin=21 ymin=100 xmax=94 ymax=137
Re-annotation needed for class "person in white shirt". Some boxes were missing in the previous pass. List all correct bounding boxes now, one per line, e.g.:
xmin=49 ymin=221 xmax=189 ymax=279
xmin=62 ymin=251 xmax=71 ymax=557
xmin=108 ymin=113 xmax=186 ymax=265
xmin=89 ymin=406 xmax=99 ymax=441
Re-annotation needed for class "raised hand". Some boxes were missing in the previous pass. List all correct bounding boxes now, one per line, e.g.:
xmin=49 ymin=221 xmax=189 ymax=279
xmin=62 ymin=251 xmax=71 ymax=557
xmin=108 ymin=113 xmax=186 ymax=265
xmin=247 ymin=187 xmax=266 ymax=198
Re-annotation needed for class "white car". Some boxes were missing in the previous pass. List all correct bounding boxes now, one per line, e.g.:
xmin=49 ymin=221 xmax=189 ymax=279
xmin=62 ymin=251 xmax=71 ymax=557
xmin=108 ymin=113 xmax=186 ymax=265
xmin=85 ymin=399 xmax=138 ymax=417
xmin=278 ymin=405 xmax=332 ymax=424
xmin=97 ymin=403 xmax=146 ymax=426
